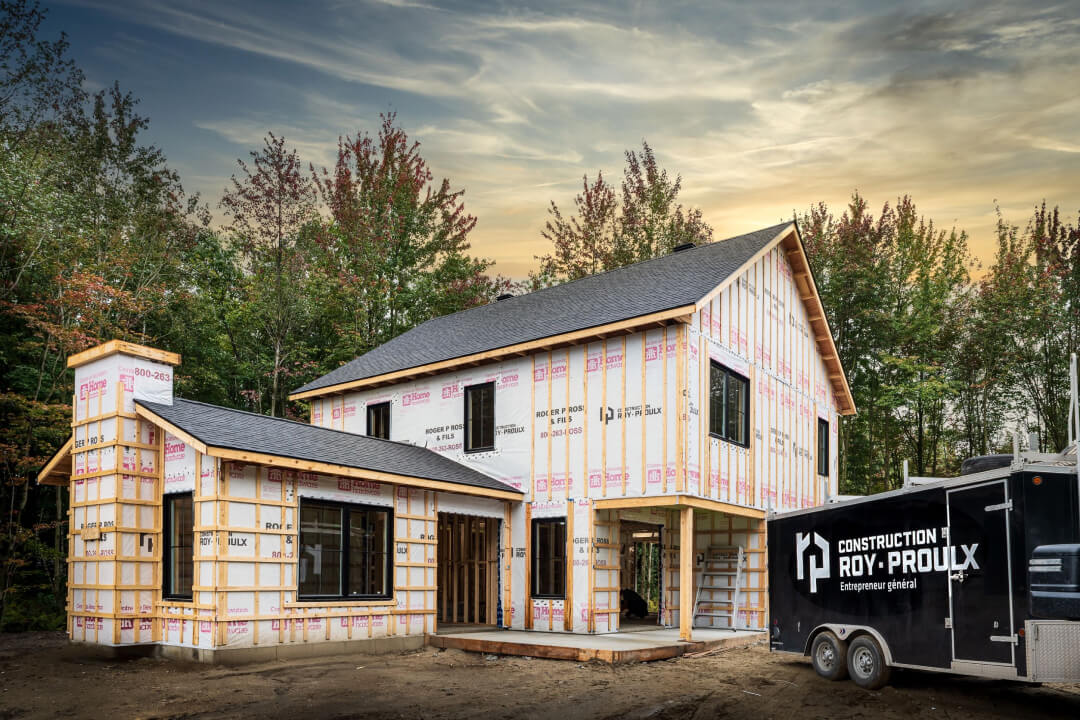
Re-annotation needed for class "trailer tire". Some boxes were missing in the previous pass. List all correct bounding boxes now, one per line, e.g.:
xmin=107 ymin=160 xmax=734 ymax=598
xmin=847 ymin=635 xmax=891 ymax=690
xmin=810 ymin=631 xmax=848 ymax=681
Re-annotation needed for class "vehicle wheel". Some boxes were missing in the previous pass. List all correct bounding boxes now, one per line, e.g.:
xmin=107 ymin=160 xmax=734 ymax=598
xmin=847 ymin=635 xmax=891 ymax=690
xmin=810 ymin=631 xmax=848 ymax=681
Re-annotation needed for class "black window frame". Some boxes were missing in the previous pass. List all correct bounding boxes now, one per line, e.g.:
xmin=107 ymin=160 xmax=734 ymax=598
xmin=530 ymin=518 xmax=567 ymax=600
xmin=297 ymin=498 xmax=394 ymax=602
xmin=463 ymin=381 xmax=496 ymax=453
xmin=366 ymin=401 xmax=391 ymax=440
xmin=163 ymin=492 xmax=194 ymax=600
xmin=708 ymin=361 xmax=750 ymax=447
xmin=817 ymin=417 xmax=830 ymax=477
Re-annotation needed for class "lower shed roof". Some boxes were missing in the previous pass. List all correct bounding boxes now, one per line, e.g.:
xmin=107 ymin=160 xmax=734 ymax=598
xmin=40 ymin=398 xmax=522 ymax=501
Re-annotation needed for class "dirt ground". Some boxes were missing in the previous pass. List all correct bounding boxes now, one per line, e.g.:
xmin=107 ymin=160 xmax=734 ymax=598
xmin=2 ymin=632 xmax=1079 ymax=720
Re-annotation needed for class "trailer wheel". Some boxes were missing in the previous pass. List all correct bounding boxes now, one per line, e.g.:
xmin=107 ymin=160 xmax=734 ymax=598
xmin=810 ymin=631 xmax=848 ymax=681
xmin=847 ymin=635 xmax=891 ymax=690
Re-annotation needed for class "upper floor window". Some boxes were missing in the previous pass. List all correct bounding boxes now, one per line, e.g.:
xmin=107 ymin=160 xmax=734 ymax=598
xmin=817 ymin=418 xmax=830 ymax=476
xmin=464 ymin=382 xmax=495 ymax=452
xmin=709 ymin=361 xmax=749 ymax=447
xmin=163 ymin=492 xmax=194 ymax=599
xmin=367 ymin=401 xmax=390 ymax=440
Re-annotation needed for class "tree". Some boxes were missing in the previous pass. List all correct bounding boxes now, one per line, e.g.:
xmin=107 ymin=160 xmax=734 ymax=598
xmin=800 ymin=193 xmax=972 ymax=493
xmin=0 ymin=0 xmax=84 ymax=147
xmin=309 ymin=113 xmax=502 ymax=369
xmin=220 ymin=133 xmax=316 ymax=417
xmin=0 ymin=75 xmax=208 ymax=629
xmin=975 ymin=203 xmax=1079 ymax=453
xmin=538 ymin=140 xmax=712 ymax=282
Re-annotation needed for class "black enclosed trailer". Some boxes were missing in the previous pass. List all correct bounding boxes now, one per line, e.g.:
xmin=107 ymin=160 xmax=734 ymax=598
xmin=767 ymin=452 xmax=1080 ymax=689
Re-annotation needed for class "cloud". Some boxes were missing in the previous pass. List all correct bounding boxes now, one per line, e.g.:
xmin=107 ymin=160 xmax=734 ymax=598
xmin=56 ymin=0 xmax=1080 ymax=278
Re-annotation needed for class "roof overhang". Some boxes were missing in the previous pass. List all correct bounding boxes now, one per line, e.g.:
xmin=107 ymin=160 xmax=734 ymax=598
xmin=693 ymin=223 xmax=856 ymax=416
xmin=37 ymin=436 xmax=72 ymax=486
xmin=135 ymin=403 xmax=522 ymax=501
xmin=289 ymin=305 xmax=694 ymax=401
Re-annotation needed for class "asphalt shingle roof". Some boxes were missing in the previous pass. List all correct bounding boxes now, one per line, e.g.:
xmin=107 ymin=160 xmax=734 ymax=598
xmin=138 ymin=398 xmax=522 ymax=495
xmin=295 ymin=222 xmax=790 ymax=395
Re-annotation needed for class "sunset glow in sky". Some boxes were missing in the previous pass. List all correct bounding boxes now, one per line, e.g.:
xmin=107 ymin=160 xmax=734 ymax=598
xmin=53 ymin=0 xmax=1080 ymax=278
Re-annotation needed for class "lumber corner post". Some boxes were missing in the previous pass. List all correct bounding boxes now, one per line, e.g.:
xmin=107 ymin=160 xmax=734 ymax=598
xmin=679 ymin=505 xmax=693 ymax=642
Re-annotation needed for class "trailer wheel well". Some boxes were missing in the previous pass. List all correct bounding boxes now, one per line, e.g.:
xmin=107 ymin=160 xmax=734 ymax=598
xmin=802 ymin=626 xmax=835 ymax=656
xmin=804 ymin=625 xmax=893 ymax=665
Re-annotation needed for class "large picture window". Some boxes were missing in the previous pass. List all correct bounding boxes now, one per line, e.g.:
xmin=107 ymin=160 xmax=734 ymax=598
xmin=298 ymin=500 xmax=392 ymax=600
xmin=464 ymin=382 xmax=495 ymax=452
xmin=367 ymin=401 xmax=390 ymax=440
xmin=817 ymin=418 xmax=830 ymax=477
xmin=163 ymin=493 xmax=194 ymax=599
xmin=531 ymin=518 xmax=566 ymax=599
xmin=709 ymin=361 xmax=750 ymax=446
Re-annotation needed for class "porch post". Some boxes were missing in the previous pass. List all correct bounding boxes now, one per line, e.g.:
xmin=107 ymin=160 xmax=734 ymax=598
xmin=679 ymin=505 xmax=693 ymax=642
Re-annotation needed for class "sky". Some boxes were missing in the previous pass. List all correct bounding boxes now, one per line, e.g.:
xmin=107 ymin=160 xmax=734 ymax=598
xmin=48 ymin=0 xmax=1080 ymax=279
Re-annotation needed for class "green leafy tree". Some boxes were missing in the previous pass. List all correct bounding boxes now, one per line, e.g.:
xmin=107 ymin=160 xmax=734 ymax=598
xmin=220 ymin=133 xmax=316 ymax=417
xmin=538 ymin=140 xmax=712 ymax=282
xmin=308 ymin=113 xmax=502 ymax=372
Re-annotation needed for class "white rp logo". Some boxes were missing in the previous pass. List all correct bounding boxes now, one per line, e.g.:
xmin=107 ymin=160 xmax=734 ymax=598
xmin=796 ymin=531 xmax=830 ymax=593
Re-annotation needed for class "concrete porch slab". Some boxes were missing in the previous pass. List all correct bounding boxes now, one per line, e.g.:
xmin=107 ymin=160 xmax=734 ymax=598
xmin=427 ymin=627 xmax=765 ymax=664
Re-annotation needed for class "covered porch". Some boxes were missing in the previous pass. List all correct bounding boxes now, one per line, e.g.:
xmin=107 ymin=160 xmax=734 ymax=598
xmin=592 ymin=495 xmax=767 ymax=643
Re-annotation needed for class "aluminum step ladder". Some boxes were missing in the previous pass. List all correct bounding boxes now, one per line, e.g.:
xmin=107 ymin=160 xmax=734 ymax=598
xmin=692 ymin=545 xmax=745 ymax=630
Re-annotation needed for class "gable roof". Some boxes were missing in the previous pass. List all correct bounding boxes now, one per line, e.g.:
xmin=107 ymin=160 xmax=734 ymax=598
xmin=293 ymin=222 xmax=791 ymax=398
xmin=133 ymin=398 xmax=522 ymax=498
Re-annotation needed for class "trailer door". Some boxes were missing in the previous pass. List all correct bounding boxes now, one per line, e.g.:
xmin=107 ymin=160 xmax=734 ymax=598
xmin=946 ymin=480 xmax=1014 ymax=666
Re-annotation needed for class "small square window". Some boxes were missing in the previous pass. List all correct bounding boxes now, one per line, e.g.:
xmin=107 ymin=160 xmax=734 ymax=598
xmin=464 ymin=382 xmax=495 ymax=452
xmin=367 ymin=401 xmax=390 ymax=440
xmin=709 ymin=361 xmax=750 ymax=447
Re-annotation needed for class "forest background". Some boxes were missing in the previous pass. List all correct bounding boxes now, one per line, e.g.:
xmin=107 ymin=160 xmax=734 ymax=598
xmin=2 ymin=1 xmax=1077 ymax=630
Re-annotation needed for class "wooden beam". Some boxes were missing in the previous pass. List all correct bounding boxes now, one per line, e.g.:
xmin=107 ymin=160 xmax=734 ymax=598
xmin=67 ymin=339 xmax=181 ymax=369
xmin=679 ymin=505 xmax=693 ymax=642
xmin=289 ymin=306 xmax=696 ymax=401
xmin=591 ymin=495 xmax=765 ymax=520
xmin=207 ymin=446 xmax=523 ymax=501
xmin=36 ymin=435 xmax=73 ymax=485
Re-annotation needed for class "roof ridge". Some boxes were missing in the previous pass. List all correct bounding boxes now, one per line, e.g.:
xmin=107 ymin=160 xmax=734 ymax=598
xmin=410 ymin=220 xmax=792 ymax=328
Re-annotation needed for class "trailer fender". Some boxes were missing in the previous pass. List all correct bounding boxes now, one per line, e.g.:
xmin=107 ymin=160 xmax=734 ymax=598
xmin=804 ymin=625 xmax=895 ymax=666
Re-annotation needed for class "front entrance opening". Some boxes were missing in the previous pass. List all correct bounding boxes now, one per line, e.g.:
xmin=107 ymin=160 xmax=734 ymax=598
xmin=437 ymin=513 xmax=500 ymax=626
xmin=620 ymin=521 xmax=662 ymax=628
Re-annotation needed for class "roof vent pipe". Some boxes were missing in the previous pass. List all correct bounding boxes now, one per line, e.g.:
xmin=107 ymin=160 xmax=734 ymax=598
xmin=496 ymin=293 xmax=514 ymax=302
xmin=673 ymin=242 xmax=696 ymax=253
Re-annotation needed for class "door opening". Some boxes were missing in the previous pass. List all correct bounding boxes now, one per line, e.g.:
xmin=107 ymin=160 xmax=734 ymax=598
xmin=620 ymin=521 xmax=663 ymax=628
xmin=437 ymin=513 xmax=500 ymax=627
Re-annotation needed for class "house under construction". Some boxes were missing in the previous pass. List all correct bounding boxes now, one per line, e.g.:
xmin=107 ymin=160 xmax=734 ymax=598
xmin=38 ymin=221 xmax=854 ymax=661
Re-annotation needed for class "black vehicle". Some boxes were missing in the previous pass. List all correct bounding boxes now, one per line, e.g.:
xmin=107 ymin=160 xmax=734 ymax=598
xmin=768 ymin=448 xmax=1080 ymax=689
